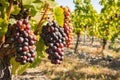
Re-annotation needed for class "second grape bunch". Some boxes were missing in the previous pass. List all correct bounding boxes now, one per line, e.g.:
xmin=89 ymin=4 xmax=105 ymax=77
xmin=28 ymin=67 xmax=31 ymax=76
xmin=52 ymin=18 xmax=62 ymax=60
xmin=40 ymin=21 xmax=68 ymax=64
xmin=61 ymin=6 xmax=73 ymax=47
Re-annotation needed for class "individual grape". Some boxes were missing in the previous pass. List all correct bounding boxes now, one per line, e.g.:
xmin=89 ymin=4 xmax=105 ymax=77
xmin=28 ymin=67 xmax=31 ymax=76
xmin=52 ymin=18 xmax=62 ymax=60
xmin=58 ymin=43 xmax=64 ymax=48
xmin=29 ymin=58 xmax=34 ymax=63
xmin=23 ymin=19 xmax=29 ymax=25
xmin=21 ymin=60 xmax=27 ymax=64
xmin=15 ymin=58 xmax=22 ymax=62
xmin=31 ymin=53 xmax=36 ymax=57
xmin=29 ymin=40 xmax=35 ymax=45
xmin=22 ymin=52 xmax=27 ymax=55
xmin=18 ymin=37 xmax=24 ymax=43
xmin=24 ymin=38 xmax=29 ymax=42
xmin=23 ymin=46 xmax=29 ymax=51
xmin=17 ymin=20 xmax=22 ymax=27
xmin=21 ymin=31 xmax=28 ymax=37
xmin=26 ymin=53 xmax=31 ymax=58
xmin=20 ymin=24 xmax=26 ymax=31
xmin=23 ymin=42 xmax=29 ymax=46
xmin=14 ymin=32 xmax=20 ymax=36
xmin=26 ymin=24 xmax=31 ymax=29
xmin=16 ymin=47 xmax=22 ymax=52
xmin=22 ymin=56 xmax=27 ymax=60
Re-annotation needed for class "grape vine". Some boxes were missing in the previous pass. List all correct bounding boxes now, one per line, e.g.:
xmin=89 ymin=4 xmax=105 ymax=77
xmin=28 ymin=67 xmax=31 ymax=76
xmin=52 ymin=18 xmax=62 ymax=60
xmin=72 ymin=0 xmax=120 ymax=52
xmin=0 ymin=0 xmax=66 ymax=78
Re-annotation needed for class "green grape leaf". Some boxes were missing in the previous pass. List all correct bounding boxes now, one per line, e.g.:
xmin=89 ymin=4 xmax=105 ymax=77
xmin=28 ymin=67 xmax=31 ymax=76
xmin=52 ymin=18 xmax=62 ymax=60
xmin=31 ymin=3 xmax=43 ymax=11
xmin=30 ymin=37 xmax=46 ymax=67
xmin=29 ymin=56 xmax=41 ymax=68
xmin=36 ymin=37 xmax=46 ymax=57
xmin=22 ymin=0 xmax=36 ymax=5
xmin=17 ymin=63 xmax=30 ymax=75
xmin=46 ymin=0 xmax=57 ymax=8
xmin=9 ymin=18 xmax=16 ymax=25
xmin=11 ymin=5 xmax=21 ymax=15
xmin=53 ymin=7 xmax=64 ymax=27
xmin=10 ymin=57 xmax=30 ymax=75
xmin=0 ymin=0 xmax=9 ymax=7
xmin=74 ymin=28 xmax=81 ymax=33
xmin=74 ymin=0 xmax=81 ymax=4
xmin=30 ymin=6 xmax=38 ymax=16
xmin=30 ymin=19 xmax=37 ymax=30
xmin=23 ymin=5 xmax=38 ymax=17
xmin=0 ymin=17 xmax=8 ymax=37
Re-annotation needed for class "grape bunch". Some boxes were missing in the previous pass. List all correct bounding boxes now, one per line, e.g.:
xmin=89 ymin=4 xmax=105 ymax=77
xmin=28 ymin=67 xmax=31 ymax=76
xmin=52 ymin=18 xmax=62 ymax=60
xmin=13 ymin=19 xmax=37 ymax=64
xmin=61 ymin=6 xmax=73 ymax=47
xmin=40 ymin=21 xmax=67 ymax=64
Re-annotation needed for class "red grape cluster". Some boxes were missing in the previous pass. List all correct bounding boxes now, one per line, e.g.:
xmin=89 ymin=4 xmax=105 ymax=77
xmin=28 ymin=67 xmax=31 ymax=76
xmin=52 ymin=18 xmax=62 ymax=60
xmin=40 ymin=21 xmax=67 ymax=64
xmin=13 ymin=19 xmax=37 ymax=64
xmin=61 ymin=6 xmax=73 ymax=47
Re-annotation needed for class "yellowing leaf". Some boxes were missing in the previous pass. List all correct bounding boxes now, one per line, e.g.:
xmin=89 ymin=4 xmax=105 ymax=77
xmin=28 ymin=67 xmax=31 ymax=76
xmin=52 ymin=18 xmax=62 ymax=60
xmin=53 ymin=7 xmax=64 ymax=27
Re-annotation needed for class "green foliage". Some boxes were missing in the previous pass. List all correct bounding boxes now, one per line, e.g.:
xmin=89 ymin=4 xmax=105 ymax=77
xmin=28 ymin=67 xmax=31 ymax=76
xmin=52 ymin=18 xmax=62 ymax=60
xmin=46 ymin=0 xmax=57 ymax=7
xmin=30 ymin=37 xmax=46 ymax=67
xmin=0 ymin=1 xmax=9 ymax=37
xmin=72 ymin=0 xmax=120 ymax=44
xmin=30 ymin=19 xmax=38 ymax=30
xmin=72 ymin=0 xmax=98 ymax=35
xmin=22 ymin=0 xmax=36 ymax=5
xmin=10 ymin=57 xmax=30 ymax=75
xmin=22 ymin=0 xmax=44 ymax=17
xmin=36 ymin=37 xmax=46 ymax=57
xmin=53 ymin=7 xmax=64 ymax=27
xmin=0 ymin=15 xmax=8 ymax=37
xmin=11 ymin=5 xmax=21 ymax=15
xmin=98 ymin=0 xmax=120 ymax=41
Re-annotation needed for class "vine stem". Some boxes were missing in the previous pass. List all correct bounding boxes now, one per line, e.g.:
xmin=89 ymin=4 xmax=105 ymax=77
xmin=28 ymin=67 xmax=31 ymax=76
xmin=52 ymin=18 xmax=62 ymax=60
xmin=34 ymin=3 xmax=50 ymax=35
xmin=7 ymin=0 xmax=14 ymax=20
xmin=0 ymin=0 xmax=13 ymax=49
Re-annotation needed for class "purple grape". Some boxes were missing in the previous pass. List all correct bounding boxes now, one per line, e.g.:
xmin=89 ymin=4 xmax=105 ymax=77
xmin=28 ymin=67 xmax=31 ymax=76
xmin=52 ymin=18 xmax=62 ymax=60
xmin=23 ymin=42 xmax=29 ymax=46
xmin=24 ymin=38 xmax=29 ymax=42
xmin=22 ymin=31 xmax=28 ymax=37
xmin=23 ymin=19 xmax=29 ymax=25
xmin=18 ymin=37 xmax=24 ymax=43
xmin=16 ymin=47 xmax=22 ymax=52
xmin=26 ymin=24 xmax=31 ymax=29
xmin=17 ymin=20 xmax=22 ymax=27
xmin=21 ymin=60 xmax=27 ymax=65
xmin=29 ymin=58 xmax=34 ymax=63
xmin=26 ymin=53 xmax=31 ymax=58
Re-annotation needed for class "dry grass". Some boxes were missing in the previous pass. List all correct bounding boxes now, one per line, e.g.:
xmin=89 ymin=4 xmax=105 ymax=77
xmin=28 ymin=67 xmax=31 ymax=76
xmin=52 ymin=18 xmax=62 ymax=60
xmin=34 ymin=53 xmax=120 ymax=80
xmin=69 ymin=41 xmax=120 ymax=58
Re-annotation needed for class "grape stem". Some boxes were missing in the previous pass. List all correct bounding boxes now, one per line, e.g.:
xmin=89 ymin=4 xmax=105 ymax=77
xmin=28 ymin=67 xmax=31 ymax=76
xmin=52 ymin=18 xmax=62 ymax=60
xmin=0 ymin=0 xmax=15 ymax=59
xmin=0 ymin=36 xmax=5 ymax=48
xmin=34 ymin=3 xmax=49 ymax=35
xmin=7 ymin=0 xmax=14 ymax=20
xmin=0 ymin=26 xmax=16 ymax=59
xmin=0 ymin=47 xmax=15 ymax=59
